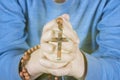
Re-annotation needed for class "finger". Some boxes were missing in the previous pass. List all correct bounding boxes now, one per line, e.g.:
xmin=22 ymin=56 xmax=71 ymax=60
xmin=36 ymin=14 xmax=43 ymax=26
xmin=42 ymin=15 xmax=79 ymax=44
xmin=48 ymin=65 xmax=70 ymax=76
xmin=55 ymin=15 xmax=79 ymax=43
xmin=62 ymin=41 xmax=74 ymax=52
xmin=41 ymin=30 xmax=53 ymax=43
xmin=42 ymin=19 xmax=57 ymax=33
xmin=42 ymin=51 xmax=74 ymax=63
xmin=48 ymin=40 xmax=76 ymax=54
xmin=39 ymin=58 xmax=68 ymax=69
xmin=42 ymin=14 xmax=70 ymax=33
xmin=41 ymin=43 xmax=56 ymax=53
xmin=62 ymin=20 xmax=79 ymax=43
xmin=61 ymin=14 xmax=70 ymax=21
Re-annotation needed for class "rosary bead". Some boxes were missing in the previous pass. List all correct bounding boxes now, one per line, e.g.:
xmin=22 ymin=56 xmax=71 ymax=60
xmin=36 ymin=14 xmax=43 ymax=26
xmin=27 ymin=49 xmax=31 ymax=54
xmin=37 ymin=45 xmax=40 ymax=49
xmin=21 ymin=59 xmax=24 ymax=63
xmin=34 ymin=46 xmax=38 ymax=50
xmin=54 ymin=77 xmax=59 ymax=80
xmin=25 ymin=76 xmax=30 ymax=80
xmin=19 ymin=72 xmax=23 ymax=77
xmin=23 ymin=55 xmax=30 ymax=61
xmin=24 ymin=72 xmax=29 ymax=77
xmin=24 ymin=52 xmax=28 ymax=55
xmin=30 ymin=48 xmax=34 ymax=52
xmin=56 ymin=17 xmax=63 ymax=24
xmin=22 ymin=67 xmax=27 ymax=73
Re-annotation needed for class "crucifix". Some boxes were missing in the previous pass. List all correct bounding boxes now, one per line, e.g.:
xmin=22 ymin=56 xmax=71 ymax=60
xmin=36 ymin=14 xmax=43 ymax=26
xmin=47 ymin=18 xmax=68 ymax=80
xmin=51 ymin=17 xmax=68 ymax=60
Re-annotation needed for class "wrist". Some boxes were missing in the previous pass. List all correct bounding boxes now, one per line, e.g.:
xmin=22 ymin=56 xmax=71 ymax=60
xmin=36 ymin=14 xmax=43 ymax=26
xmin=78 ymin=50 xmax=87 ymax=80
xmin=19 ymin=45 xmax=40 ymax=80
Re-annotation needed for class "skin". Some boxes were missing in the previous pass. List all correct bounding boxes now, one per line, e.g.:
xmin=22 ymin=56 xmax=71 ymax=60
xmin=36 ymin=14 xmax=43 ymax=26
xmin=26 ymin=14 xmax=85 ymax=79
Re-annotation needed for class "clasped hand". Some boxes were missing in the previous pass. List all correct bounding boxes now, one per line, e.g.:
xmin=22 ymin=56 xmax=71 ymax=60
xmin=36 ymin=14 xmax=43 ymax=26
xmin=25 ymin=14 xmax=85 ymax=80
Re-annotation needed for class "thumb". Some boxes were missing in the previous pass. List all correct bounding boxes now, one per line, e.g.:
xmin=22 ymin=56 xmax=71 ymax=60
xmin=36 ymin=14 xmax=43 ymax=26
xmin=61 ymin=14 xmax=70 ymax=21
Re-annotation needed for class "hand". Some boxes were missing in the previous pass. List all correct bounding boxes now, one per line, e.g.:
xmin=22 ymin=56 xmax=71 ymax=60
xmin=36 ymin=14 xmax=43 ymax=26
xmin=40 ymin=14 xmax=86 ymax=79
xmin=40 ymin=14 xmax=79 ymax=63
xmin=25 ymin=14 xmax=73 ymax=80
xmin=25 ymin=44 xmax=68 ymax=80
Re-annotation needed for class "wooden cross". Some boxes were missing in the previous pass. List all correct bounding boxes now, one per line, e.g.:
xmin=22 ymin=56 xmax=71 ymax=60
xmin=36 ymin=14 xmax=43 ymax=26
xmin=51 ymin=18 xmax=68 ymax=60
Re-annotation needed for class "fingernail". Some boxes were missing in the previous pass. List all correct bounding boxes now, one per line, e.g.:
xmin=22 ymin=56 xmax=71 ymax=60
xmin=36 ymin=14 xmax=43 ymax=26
xmin=62 ymin=14 xmax=70 ymax=21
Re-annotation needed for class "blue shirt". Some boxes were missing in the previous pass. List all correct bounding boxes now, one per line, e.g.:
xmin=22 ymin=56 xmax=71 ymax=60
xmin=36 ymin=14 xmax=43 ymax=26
xmin=0 ymin=0 xmax=120 ymax=80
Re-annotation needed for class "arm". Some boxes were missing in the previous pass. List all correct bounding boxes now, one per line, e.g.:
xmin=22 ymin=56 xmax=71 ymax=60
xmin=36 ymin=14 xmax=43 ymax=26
xmin=38 ymin=2 xmax=120 ymax=79
xmin=0 ymin=0 xmax=29 ymax=79
xmin=86 ymin=0 xmax=120 ymax=80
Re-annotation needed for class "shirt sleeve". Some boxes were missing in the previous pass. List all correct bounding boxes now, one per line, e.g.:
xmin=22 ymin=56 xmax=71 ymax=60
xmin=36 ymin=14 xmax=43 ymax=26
xmin=85 ymin=0 xmax=120 ymax=80
xmin=0 ymin=0 xmax=29 ymax=80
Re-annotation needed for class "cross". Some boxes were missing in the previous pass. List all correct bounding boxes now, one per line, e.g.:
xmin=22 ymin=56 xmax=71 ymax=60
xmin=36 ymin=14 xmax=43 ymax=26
xmin=51 ymin=18 xmax=68 ymax=60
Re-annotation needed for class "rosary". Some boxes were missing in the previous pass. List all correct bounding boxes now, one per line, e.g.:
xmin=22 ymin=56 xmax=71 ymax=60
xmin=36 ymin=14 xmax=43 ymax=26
xmin=48 ymin=17 xmax=68 ymax=80
xmin=51 ymin=17 xmax=68 ymax=60
xmin=20 ymin=17 xmax=87 ymax=80
xmin=19 ymin=17 xmax=68 ymax=80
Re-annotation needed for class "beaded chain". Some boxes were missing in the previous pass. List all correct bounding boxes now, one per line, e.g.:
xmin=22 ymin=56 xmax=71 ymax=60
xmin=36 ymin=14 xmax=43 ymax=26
xmin=19 ymin=45 xmax=60 ymax=80
xmin=19 ymin=45 xmax=40 ymax=80
xmin=19 ymin=18 xmax=64 ymax=80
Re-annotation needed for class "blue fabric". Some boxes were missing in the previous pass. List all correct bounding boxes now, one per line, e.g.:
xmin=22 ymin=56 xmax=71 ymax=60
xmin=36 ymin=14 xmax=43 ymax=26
xmin=0 ymin=0 xmax=120 ymax=80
